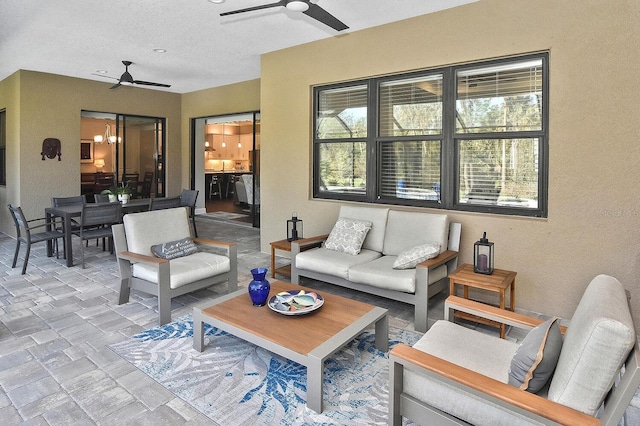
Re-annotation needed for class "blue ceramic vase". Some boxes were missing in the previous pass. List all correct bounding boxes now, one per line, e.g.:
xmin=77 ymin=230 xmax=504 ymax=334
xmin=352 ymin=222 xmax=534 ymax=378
xmin=248 ymin=267 xmax=270 ymax=306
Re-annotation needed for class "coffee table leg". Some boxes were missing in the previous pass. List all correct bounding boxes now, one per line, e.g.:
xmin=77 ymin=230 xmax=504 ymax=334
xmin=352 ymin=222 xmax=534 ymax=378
xmin=193 ymin=309 xmax=205 ymax=352
xmin=306 ymin=355 xmax=323 ymax=413
xmin=375 ymin=314 xmax=389 ymax=352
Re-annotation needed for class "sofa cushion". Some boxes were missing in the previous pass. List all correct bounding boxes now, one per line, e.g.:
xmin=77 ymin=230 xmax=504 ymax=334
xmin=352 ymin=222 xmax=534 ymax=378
xmin=547 ymin=274 xmax=636 ymax=415
xmin=324 ymin=217 xmax=372 ymax=255
xmin=151 ymin=238 xmax=198 ymax=260
xmin=508 ymin=317 xmax=562 ymax=393
xmin=383 ymin=210 xmax=448 ymax=256
xmin=132 ymin=252 xmax=230 ymax=289
xmin=392 ymin=243 xmax=440 ymax=269
xmin=123 ymin=207 xmax=191 ymax=256
xmin=338 ymin=206 xmax=389 ymax=253
xmin=295 ymin=247 xmax=381 ymax=280
xmin=348 ymin=256 xmax=448 ymax=293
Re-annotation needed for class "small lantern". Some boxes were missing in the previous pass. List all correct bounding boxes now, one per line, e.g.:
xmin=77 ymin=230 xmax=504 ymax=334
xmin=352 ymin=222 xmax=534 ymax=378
xmin=473 ymin=232 xmax=494 ymax=275
xmin=287 ymin=212 xmax=303 ymax=242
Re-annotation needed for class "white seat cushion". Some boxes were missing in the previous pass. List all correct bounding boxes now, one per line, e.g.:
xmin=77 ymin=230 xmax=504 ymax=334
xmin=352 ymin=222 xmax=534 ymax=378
xmin=404 ymin=321 xmax=531 ymax=426
xmin=294 ymin=247 xmax=381 ymax=280
xmin=132 ymin=252 xmax=230 ymax=289
xmin=348 ymin=256 xmax=448 ymax=293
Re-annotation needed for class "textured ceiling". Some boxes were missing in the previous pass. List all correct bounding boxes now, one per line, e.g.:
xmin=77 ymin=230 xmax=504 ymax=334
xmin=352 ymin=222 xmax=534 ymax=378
xmin=1 ymin=0 xmax=477 ymax=94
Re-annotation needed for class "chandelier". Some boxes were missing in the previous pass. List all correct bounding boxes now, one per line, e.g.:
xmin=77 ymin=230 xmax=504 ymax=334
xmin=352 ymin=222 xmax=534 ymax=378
xmin=94 ymin=124 xmax=118 ymax=144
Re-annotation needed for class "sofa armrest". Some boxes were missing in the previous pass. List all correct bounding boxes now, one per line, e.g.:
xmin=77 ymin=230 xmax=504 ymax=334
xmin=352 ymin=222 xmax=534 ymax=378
xmin=390 ymin=343 xmax=598 ymax=426
xmin=444 ymin=295 xmax=567 ymax=334
xmin=417 ymin=250 xmax=458 ymax=270
xmin=290 ymin=234 xmax=329 ymax=255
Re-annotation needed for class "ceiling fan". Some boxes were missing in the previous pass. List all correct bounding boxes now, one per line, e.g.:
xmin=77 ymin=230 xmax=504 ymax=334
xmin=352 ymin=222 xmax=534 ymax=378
xmin=220 ymin=0 xmax=348 ymax=31
xmin=95 ymin=61 xmax=171 ymax=90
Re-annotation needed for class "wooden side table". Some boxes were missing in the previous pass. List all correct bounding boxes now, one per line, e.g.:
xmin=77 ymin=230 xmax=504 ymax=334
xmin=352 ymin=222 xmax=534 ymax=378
xmin=270 ymin=239 xmax=294 ymax=278
xmin=448 ymin=263 xmax=517 ymax=338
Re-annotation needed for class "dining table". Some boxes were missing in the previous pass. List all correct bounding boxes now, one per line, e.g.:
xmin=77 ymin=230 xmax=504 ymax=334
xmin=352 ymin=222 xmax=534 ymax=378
xmin=45 ymin=198 xmax=154 ymax=267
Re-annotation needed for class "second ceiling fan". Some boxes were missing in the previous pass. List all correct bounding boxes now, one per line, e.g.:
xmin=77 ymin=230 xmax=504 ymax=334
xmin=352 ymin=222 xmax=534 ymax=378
xmin=220 ymin=0 xmax=348 ymax=31
xmin=108 ymin=61 xmax=171 ymax=90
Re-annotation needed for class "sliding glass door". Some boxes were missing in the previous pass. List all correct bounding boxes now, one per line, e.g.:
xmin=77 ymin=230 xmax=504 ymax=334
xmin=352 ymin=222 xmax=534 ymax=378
xmin=80 ymin=111 xmax=166 ymax=200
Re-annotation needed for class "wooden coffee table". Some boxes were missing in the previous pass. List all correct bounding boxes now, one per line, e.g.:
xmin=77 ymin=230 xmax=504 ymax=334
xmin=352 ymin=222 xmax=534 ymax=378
xmin=193 ymin=280 xmax=388 ymax=413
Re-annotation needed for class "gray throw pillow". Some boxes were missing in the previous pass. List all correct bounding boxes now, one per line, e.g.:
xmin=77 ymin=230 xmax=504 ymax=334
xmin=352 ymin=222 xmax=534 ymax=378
xmin=392 ymin=243 xmax=440 ymax=269
xmin=324 ymin=217 xmax=372 ymax=256
xmin=151 ymin=238 xmax=198 ymax=260
xmin=508 ymin=317 xmax=562 ymax=393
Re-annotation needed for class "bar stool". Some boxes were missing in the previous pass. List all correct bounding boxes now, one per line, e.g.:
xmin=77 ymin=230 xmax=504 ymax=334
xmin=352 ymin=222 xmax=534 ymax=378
xmin=226 ymin=175 xmax=238 ymax=199
xmin=209 ymin=174 xmax=222 ymax=199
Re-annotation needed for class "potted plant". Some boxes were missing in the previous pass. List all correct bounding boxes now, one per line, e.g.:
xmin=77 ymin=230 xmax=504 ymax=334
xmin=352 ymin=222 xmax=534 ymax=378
xmin=101 ymin=183 xmax=131 ymax=204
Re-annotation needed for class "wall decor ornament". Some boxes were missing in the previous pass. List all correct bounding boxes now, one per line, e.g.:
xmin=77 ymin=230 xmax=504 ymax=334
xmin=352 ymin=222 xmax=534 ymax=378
xmin=41 ymin=138 xmax=62 ymax=161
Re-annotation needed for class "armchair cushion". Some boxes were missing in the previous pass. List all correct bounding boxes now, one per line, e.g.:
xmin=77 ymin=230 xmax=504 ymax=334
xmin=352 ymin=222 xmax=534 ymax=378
xmin=151 ymin=238 xmax=198 ymax=260
xmin=508 ymin=317 xmax=562 ymax=393
xmin=124 ymin=207 xmax=192 ymax=256
xmin=133 ymin=252 xmax=231 ymax=289
xmin=392 ymin=243 xmax=440 ymax=269
xmin=324 ymin=217 xmax=372 ymax=255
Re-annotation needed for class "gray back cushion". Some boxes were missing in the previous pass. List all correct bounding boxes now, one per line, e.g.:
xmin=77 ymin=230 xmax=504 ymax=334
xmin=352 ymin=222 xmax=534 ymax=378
xmin=123 ymin=207 xmax=191 ymax=256
xmin=338 ymin=206 xmax=389 ymax=253
xmin=548 ymin=274 xmax=636 ymax=415
xmin=383 ymin=210 xmax=448 ymax=256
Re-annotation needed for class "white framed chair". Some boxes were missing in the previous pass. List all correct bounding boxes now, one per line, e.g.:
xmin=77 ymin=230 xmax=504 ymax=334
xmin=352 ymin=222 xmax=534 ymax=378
xmin=389 ymin=274 xmax=640 ymax=426
xmin=112 ymin=207 xmax=238 ymax=325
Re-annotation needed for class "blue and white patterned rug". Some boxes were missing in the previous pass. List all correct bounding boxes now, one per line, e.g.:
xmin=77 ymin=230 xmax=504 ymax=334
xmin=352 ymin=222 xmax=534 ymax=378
xmin=109 ymin=314 xmax=422 ymax=425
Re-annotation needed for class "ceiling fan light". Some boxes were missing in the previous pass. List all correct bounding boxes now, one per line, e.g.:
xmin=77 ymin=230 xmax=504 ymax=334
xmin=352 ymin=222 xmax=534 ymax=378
xmin=286 ymin=1 xmax=309 ymax=12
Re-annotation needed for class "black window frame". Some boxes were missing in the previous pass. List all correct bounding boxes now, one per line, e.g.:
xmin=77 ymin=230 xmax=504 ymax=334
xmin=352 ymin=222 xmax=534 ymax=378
xmin=312 ymin=52 xmax=549 ymax=218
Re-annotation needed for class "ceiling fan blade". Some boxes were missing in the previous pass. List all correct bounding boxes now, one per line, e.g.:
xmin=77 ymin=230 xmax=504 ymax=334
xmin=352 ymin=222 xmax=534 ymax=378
xmin=220 ymin=1 xmax=285 ymax=16
xmin=133 ymin=80 xmax=171 ymax=88
xmin=92 ymin=73 xmax=120 ymax=80
xmin=304 ymin=3 xmax=348 ymax=31
xmin=110 ymin=82 xmax=121 ymax=90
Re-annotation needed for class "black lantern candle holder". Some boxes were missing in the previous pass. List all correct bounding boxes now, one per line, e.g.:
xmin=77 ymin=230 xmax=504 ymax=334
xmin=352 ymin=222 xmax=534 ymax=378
xmin=473 ymin=232 xmax=494 ymax=275
xmin=287 ymin=212 xmax=303 ymax=242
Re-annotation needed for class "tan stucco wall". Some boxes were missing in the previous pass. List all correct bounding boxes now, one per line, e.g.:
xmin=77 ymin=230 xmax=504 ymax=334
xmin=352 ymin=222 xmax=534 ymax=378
xmin=260 ymin=0 xmax=640 ymax=329
xmin=0 ymin=70 xmax=182 ymax=235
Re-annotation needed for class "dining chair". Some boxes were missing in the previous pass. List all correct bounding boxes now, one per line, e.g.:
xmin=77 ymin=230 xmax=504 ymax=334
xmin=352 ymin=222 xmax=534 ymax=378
xmin=51 ymin=195 xmax=86 ymax=249
xmin=141 ymin=171 xmax=154 ymax=198
xmin=180 ymin=189 xmax=199 ymax=237
xmin=122 ymin=173 xmax=140 ymax=199
xmin=72 ymin=202 xmax=122 ymax=268
xmin=8 ymin=204 xmax=64 ymax=275
xmin=149 ymin=196 xmax=182 ymax=211
xmin=94 ymin=193 xmax=111 ymax=203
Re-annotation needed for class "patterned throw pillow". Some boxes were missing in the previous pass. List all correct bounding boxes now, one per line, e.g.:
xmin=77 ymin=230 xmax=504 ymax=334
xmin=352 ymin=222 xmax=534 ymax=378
xmin=324 ymin=218 xmax=373 ymax=255
xmin=151 ymin=238 xmax=198 ymax=260
xmin=508 ymin=317 xmax=563 ymax=393
xmin=392 ymin=243 xmax=440 ymax=269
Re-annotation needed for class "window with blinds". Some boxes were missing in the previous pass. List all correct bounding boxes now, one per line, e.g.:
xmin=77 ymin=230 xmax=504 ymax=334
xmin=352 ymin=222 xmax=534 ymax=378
xmin=312 ymin=52 xmax=548 ymax=217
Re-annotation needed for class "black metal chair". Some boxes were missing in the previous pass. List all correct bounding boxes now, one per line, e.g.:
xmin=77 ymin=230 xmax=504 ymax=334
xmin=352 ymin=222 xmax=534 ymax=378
xmin=51 ymin=195 xmax=86 ymax=250
xmin=94 ymin=193 xmax=110 ymax=203
xmin=8 ymin=204 xmax=64 ymax=275
xmin=141 ymin=171 xmax=154 ymax=198
xmin=72 ymin=202 xmax=122 ymax=268
xmin=180 ymin=189 xmax=199 ymax=237
xmin=149 ymin=196 xmax=182 ymax=211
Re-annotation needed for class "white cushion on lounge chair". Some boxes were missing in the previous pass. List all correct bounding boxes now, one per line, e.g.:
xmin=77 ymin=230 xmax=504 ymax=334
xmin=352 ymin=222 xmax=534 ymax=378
xmin=132 ymin=252 xmax=230 ymax=289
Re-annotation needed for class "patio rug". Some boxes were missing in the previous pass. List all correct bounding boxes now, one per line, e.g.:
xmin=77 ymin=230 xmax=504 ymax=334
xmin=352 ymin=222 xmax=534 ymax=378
xmin=109 ymin=314 xmax=422 ymax=425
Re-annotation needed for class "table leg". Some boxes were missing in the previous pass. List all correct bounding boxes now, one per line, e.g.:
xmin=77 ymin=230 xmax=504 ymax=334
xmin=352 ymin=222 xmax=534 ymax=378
xmin=64 ymin=215 xmax=73 ymax=267
xmin=193 ymin=309 xmax=205 ymax=352
xmin=270 ymin=245 xmax=276 ymax=278
xmin=499 ymin=289 xmax=506 ymax=338
xmin=375 ymin=314 xmax=389 ymax=352
xmin=306 ymin=354 xmax=323 ymax=413
xmin=510 ymin=281 xmax=516 ymax=312
xmin=46 ymin=212 xmax=54 ymax=257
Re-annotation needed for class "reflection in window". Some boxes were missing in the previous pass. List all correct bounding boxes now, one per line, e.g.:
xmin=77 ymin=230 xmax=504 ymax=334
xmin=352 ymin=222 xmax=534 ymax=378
xmin=316 ymin=85 xmax=368 ymax=139
xmin=318 ymin=142 xmax=366 ymax=195
xmin=380 ymin=141 xmax=441 ymax=201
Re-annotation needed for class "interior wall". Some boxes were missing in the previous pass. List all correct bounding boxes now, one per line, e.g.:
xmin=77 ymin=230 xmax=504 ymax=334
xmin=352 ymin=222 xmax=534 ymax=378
xmin=181 ymin=79 xmax=260 ymax=211
xmin=0 ymin=70 xmax=181 ymax=235
xmin=260 ymin=0 xmax=640 ymax=330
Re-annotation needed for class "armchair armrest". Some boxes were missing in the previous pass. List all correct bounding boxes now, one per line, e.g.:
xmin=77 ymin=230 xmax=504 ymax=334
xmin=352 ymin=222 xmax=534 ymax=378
xmin=193 ymin=238 xmax=236 ymax=249
xmin=445 ymin=295 xmax=567 ymax=334
xmin=116 ymin=250 xmax=169 ymax=265
xmin=390 ymin=343 xmax=598 ymax=426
